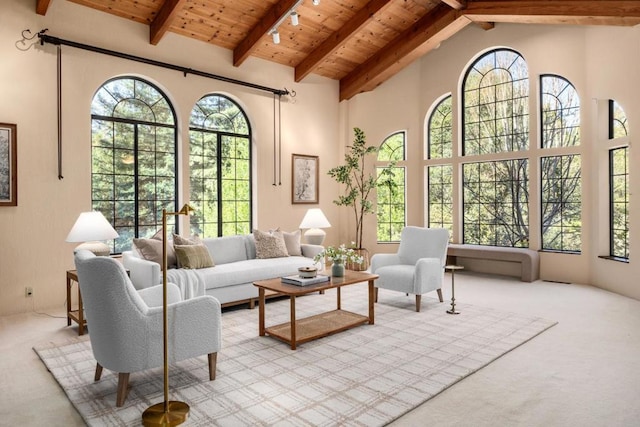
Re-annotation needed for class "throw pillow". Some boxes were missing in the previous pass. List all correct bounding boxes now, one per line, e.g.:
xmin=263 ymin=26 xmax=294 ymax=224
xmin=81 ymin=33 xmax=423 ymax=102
xmin=172 ymin=234 xmax=203 ymax=267
xmin=173 ymin=244 xmax=215 ymax=269
xmin=133 ymin=237 xmax=178 ymax=268
xmin=152 ymin=229 xmax=177 ymax=268
xmin=173 ymin=233 xmax=202 ymax=246
xmin=253 ymin=229 xmax=289 ymax=259
xmin=280 ymin=228 xmax=303 ymax=256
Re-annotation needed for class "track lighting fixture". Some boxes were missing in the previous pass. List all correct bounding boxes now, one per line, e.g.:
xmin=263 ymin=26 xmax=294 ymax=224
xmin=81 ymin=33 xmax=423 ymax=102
xmin=268 ymin=0 xmax=321 ymax=44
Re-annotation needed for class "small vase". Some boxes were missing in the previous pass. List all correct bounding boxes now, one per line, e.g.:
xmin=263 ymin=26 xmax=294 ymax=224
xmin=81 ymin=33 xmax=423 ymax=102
xmin=331 ymin=262 xmax=345 ymax=277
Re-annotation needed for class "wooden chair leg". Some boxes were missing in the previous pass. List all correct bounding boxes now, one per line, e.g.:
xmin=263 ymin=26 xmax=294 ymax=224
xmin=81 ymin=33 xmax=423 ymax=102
xmin=116 ymin=373 xmax=130 ymax=407
xmin=94 ymin=363 xmax=103 ymax=381
xmin=415 ymin=294 xmax=421 ymax=312
xmin=374 ymin=287 xmax=378 ymax=303
xmin=436 ymin=288 xmax=444 ymax=303
xmin=208 ymin=353 xmax=217 ymax=381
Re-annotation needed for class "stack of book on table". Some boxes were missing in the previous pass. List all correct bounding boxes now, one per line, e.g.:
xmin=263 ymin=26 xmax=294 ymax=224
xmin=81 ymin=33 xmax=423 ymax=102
xmin=281 ymin=274 xmax=330 ymax=286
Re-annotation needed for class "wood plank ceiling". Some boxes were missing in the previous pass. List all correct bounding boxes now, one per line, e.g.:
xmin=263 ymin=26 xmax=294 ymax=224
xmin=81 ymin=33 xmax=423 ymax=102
xmin=36 ymin=1 xmax=640 ymax=101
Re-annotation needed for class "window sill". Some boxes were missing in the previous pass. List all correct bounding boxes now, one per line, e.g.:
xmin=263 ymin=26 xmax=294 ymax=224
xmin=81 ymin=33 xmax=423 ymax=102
xmin=597 ymin=255 xmax=629 ymax=264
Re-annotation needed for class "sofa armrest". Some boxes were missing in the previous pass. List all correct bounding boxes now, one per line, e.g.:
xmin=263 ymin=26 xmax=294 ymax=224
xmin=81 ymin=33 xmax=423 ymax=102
xmin=137 ymin=283 xmax=182 ymax=307
xmin=123 ymin=251 xmax=161 ymax=290
xmin=370 ymin=253 xmax=401 ymax=273
xmin=301 ymin=244 xmax=324 ymax=260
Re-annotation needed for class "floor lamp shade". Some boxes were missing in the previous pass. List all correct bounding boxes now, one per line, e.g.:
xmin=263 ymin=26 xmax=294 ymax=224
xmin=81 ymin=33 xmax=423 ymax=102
xmin=66 ymin=211 xmax=119 ymax=256
xmin=299 ymin=208 xmax=331 ymax=245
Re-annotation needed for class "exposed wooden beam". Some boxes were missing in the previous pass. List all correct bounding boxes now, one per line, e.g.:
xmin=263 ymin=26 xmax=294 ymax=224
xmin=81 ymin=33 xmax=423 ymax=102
xmin=36 ymin=0 xmax=52 ymax=16
xmin=441 ymin=0 xmax=466 ymax=10
xmin=463 ymin=1 xmax=640 ymax=26
xmin=295 ymin=0 xmax=394 ymax=82
xmin=340 ymin=5 xmax=470 ymax=101
xmin=233 ymin=0 xmax=301 ymax=67
xmin=150 ymin=0 xmax=187 ymax=45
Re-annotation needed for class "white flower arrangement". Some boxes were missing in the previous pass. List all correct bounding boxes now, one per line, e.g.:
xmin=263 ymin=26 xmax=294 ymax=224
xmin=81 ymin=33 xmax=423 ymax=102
xmin=314 ymin=243 xmax=364 ymax=265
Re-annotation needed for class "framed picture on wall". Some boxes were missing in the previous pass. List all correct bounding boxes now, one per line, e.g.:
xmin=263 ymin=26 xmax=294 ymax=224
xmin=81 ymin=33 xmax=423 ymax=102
xmin=0 ymin=123 xmax=17 ymax=207
xmin=292 ymin=153 xmax=318 ymax=204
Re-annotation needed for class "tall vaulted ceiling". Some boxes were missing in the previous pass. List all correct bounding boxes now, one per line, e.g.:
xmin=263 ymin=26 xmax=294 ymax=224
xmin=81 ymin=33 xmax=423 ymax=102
xmin=36 ymin=1 xmax=640 ymax=100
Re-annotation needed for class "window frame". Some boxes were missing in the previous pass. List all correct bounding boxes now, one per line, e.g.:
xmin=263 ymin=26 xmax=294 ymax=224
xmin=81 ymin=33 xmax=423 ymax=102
xmin=90 ymin=76 xmax=178 ymax=254
xmin=188 ymin=94 xmax=252 ymax=238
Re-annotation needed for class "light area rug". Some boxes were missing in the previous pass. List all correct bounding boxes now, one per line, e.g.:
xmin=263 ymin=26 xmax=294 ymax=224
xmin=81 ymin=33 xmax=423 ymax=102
xmin=34 ymin=286 xmax=556 ymax=427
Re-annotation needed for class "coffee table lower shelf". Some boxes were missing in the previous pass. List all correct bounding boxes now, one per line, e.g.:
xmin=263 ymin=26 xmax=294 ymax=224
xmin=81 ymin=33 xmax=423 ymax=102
xmin=265 ymin=309 xmax=369 ymax=348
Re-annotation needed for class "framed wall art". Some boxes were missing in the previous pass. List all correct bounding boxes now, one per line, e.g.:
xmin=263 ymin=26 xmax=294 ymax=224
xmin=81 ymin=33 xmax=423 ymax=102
xmin=0 ymin=123 xmax=17 ymax=207
xmin=291 ymin=153 xmax=318 ymax=204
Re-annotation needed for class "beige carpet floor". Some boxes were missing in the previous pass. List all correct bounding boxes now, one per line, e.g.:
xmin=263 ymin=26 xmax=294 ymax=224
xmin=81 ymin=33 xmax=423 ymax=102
xmin=33 ymin=286 xmax=555 ymax=426
xmin=2 ymin=272 xmax=640 ymax=426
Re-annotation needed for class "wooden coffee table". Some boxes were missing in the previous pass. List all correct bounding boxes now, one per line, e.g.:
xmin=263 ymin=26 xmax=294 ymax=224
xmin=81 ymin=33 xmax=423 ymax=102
xmin=253 ymin=270 xmax=378 ymax=350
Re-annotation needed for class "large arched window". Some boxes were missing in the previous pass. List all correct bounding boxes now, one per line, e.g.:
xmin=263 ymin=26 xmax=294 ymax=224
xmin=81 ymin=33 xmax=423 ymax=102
xmin=426 ymin=95 xmax=453 ymax=237
xmin=91 ymin=77 xmax=177 ymax=253
xmin=540 ymin=75 xmax=581 ymax=252
xmin=462 ymin=49 xmax=530 ymax=247
xmin=189 ymin=94 xmax=251 ymax=237
xmin=376 ymin=131 xmax=406 ymax=242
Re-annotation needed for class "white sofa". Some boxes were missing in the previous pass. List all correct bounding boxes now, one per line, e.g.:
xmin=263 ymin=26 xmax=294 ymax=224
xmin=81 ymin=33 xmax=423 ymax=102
xmin=123 ymin=234 xmax=323 ymax=307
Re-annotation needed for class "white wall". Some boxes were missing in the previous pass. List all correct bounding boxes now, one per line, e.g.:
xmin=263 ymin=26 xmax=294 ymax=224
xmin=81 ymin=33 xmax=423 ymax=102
xmin=0 ymin=0 xmax=342 ymax=315
xmin=342 ymin=23 xmax=640 ymax=300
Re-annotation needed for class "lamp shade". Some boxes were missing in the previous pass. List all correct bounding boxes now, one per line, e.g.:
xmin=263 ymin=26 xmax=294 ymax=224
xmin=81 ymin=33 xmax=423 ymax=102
xmin=299 ymin=208 xmax=331 ymax=245
xmin=66 ymin=211 xmax=119 ymax=256
xmin=299 ymin=208 xmax=331 ymax=229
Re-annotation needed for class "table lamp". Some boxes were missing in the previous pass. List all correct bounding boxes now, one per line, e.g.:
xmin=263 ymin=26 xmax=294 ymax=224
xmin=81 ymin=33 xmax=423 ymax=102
xmin=299 ymin=208 xmax=331 ymax=245
xmin=66 ymin=211 xmax=119 ymax=256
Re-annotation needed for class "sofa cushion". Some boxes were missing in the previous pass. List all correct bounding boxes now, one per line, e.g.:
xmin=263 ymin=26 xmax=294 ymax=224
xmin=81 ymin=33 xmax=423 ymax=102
xmin=253 ymin=229 xmax=289 ymax=259
xmin=174 ymin=244 xmax=215 ymax=269
xmin=203 ymin=235 xmax=249 ymax=265
xmin=197 ymin=256 xmax=316 ymax=290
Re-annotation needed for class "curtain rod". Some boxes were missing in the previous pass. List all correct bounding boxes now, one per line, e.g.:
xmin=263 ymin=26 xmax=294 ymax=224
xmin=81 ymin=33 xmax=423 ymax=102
xmin=37 ymin=30 xmax=290 ymax=96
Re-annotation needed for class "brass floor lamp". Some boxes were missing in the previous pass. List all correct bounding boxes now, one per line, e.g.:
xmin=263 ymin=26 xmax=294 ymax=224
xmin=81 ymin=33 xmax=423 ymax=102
xmin=142 ymin=204 xmax=194 ymax=427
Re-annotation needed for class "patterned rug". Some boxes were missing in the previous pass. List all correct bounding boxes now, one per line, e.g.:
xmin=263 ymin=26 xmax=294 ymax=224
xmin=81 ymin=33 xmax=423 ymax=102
xmin=34 ymin=286 xmax=556 ymax=426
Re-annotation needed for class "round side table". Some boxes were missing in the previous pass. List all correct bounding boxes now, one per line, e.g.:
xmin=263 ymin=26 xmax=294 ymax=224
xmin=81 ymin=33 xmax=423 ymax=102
xmin=445 ymin=265 xmax=464 ymax=315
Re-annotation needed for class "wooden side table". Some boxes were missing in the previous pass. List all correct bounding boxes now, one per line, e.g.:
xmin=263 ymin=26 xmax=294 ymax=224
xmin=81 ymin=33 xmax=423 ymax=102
xmin=445 ymin=265 xmax=464 ymax=315
xmin=66 ymin=270 xmax=86 ymax=335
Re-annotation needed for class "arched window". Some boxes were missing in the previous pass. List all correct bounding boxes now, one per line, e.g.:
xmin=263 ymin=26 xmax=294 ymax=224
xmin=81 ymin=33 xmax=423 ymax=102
xmin=91 ymin=77 xmax=177 ymax=253
xmin=540 ymin=75 xmax=581 ymax=252
xmin=377 ymin=131 xmax=406 ymax=242
xmin=462 ymin=49 xmax=530 ymax=247
xmin=426 ymin=95 xmax=453 ymax=236
xmin=609 ymin=100 xmax=629 ymax=260
xmin=189 ymin=94 xmax=251 ymax=237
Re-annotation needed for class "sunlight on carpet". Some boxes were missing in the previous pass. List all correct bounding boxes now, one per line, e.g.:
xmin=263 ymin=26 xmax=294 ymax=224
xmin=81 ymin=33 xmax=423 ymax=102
xmin=34 ymin=286 xmax=556 ymax=426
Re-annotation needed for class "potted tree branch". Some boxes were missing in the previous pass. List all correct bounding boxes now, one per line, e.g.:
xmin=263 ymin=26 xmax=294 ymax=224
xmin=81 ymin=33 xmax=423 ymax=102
xmin=328 ymin=127 xmax=397 ymax=270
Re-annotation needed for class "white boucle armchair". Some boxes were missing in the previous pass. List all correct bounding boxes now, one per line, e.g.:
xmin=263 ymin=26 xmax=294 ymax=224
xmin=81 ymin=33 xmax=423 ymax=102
xmin=370 ymin=226 xmax=449 ymax=312
xmin=74 ymin=250 xmax=222 ymax=407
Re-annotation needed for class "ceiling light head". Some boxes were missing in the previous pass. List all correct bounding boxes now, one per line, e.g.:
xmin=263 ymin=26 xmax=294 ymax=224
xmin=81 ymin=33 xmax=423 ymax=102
xmin=290 ymin=11 xmax=299 ymax=26
xmin=272 ymin=30 xmax=280 ymax=44
xmin=312 ymin=0 xmax=320 ymax=5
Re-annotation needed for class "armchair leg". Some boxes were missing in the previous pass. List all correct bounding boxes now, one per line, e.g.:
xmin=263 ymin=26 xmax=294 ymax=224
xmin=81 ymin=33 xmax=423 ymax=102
xmin=374 ymin=287 xmax=379 ymax=303
xmin=94 ymin=363 xmax=103 ymax=381
xmin=415 ymin=295 xmax=421 ymax=312
xmin=116 ymin=372 xmax=130 ymax=407
xmin=437 ymin=288 xmax=444 ymax=303
xmin=208 ymin=352 xmax=217 ymax=381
